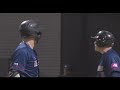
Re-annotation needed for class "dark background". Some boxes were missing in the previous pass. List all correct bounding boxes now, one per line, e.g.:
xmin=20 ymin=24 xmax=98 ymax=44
xmin=0 ymin=13 xmax=120 ymax=77
xmin=61 ymin=13 xmax=120 ymax=77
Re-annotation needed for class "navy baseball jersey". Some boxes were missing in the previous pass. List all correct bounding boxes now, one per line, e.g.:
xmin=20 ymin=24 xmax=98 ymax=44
xmin=97 ymin=49 xmax=120 ymax=77
xmin=9 ymin=42 xmax=40 ymax=77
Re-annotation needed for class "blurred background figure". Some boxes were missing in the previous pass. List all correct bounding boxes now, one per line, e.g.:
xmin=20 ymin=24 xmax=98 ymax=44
xmin=62 ymin=64 xmax=73 ymax=77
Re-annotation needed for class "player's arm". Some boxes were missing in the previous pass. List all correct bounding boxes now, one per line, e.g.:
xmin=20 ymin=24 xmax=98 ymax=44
xmin=9 ymin=50 xmax=28 ymax=77
xmin=108 ymin=56 xmax=120 ymax=77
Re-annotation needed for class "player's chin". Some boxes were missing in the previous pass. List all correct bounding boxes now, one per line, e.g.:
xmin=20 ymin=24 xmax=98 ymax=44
xmin=94 ymin=46 xmax=98 ymax=52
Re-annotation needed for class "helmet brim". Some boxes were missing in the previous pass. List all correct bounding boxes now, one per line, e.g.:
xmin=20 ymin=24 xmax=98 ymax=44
xmin=91 ymin=36 xmax=99 ymax=39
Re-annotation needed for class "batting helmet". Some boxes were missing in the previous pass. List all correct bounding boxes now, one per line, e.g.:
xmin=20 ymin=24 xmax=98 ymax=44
xmin=91 ymin=30 xmax=115 ymax=47
xmin=19 ymin=20 xmax=42 ymax=39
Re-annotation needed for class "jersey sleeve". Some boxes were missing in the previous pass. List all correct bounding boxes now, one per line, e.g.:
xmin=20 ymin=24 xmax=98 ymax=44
xmin=107 ymin=56 xmax=120 ymax=77
xmin=10 ymin=49 xmax=29 ymax=76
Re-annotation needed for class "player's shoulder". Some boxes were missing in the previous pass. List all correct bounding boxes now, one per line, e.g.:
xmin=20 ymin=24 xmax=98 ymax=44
xmin=13 ymin=48 xmax=27 ymax=57
xmin=106 ymin=49 xmax=120 ymax=61
xmin=104 ymin=49 xmax=118 ymax=59
xmin=15 ymin=42 xmax=31 ymax=51
xmin=14 ymin=45 xmax=29 ymax=56
xmin=111 ymin=49 xmax=119 ymax=56
xmin=106 ymin=49 xmax=118 ymax=56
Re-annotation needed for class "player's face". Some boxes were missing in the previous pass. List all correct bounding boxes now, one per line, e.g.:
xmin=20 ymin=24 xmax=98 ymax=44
xmin=94 ymin=41 xmax=100 ymax=52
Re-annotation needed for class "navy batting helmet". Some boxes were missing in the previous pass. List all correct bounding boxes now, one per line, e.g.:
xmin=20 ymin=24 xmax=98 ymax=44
xmin=19 ymin=20 xmax=42 ymax=39
xmin=91 ymin=30 xmax=115 ymax=47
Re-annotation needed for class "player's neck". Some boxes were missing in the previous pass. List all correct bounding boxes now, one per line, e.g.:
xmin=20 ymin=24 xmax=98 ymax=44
xmin=23 ymin=37 xmax=37 ymax=49
xmin=26 ymin=41 xmax=34 ymax=49
xmin=100 ymin=47 xmax=112 ymax=54
xmin=24 ymin=39 xmax=35 ymax=49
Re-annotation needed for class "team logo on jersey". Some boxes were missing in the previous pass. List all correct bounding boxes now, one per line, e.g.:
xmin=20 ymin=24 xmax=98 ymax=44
xmin=111 ymin=63 xmax=118 ymax=68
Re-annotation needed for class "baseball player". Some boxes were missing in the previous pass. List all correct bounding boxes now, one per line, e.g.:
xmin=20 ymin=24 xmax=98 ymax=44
xmin=91 ymin=30 xmax=120 ymax=77
xmin=8 ymin=20 xmax=42 ymax=77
